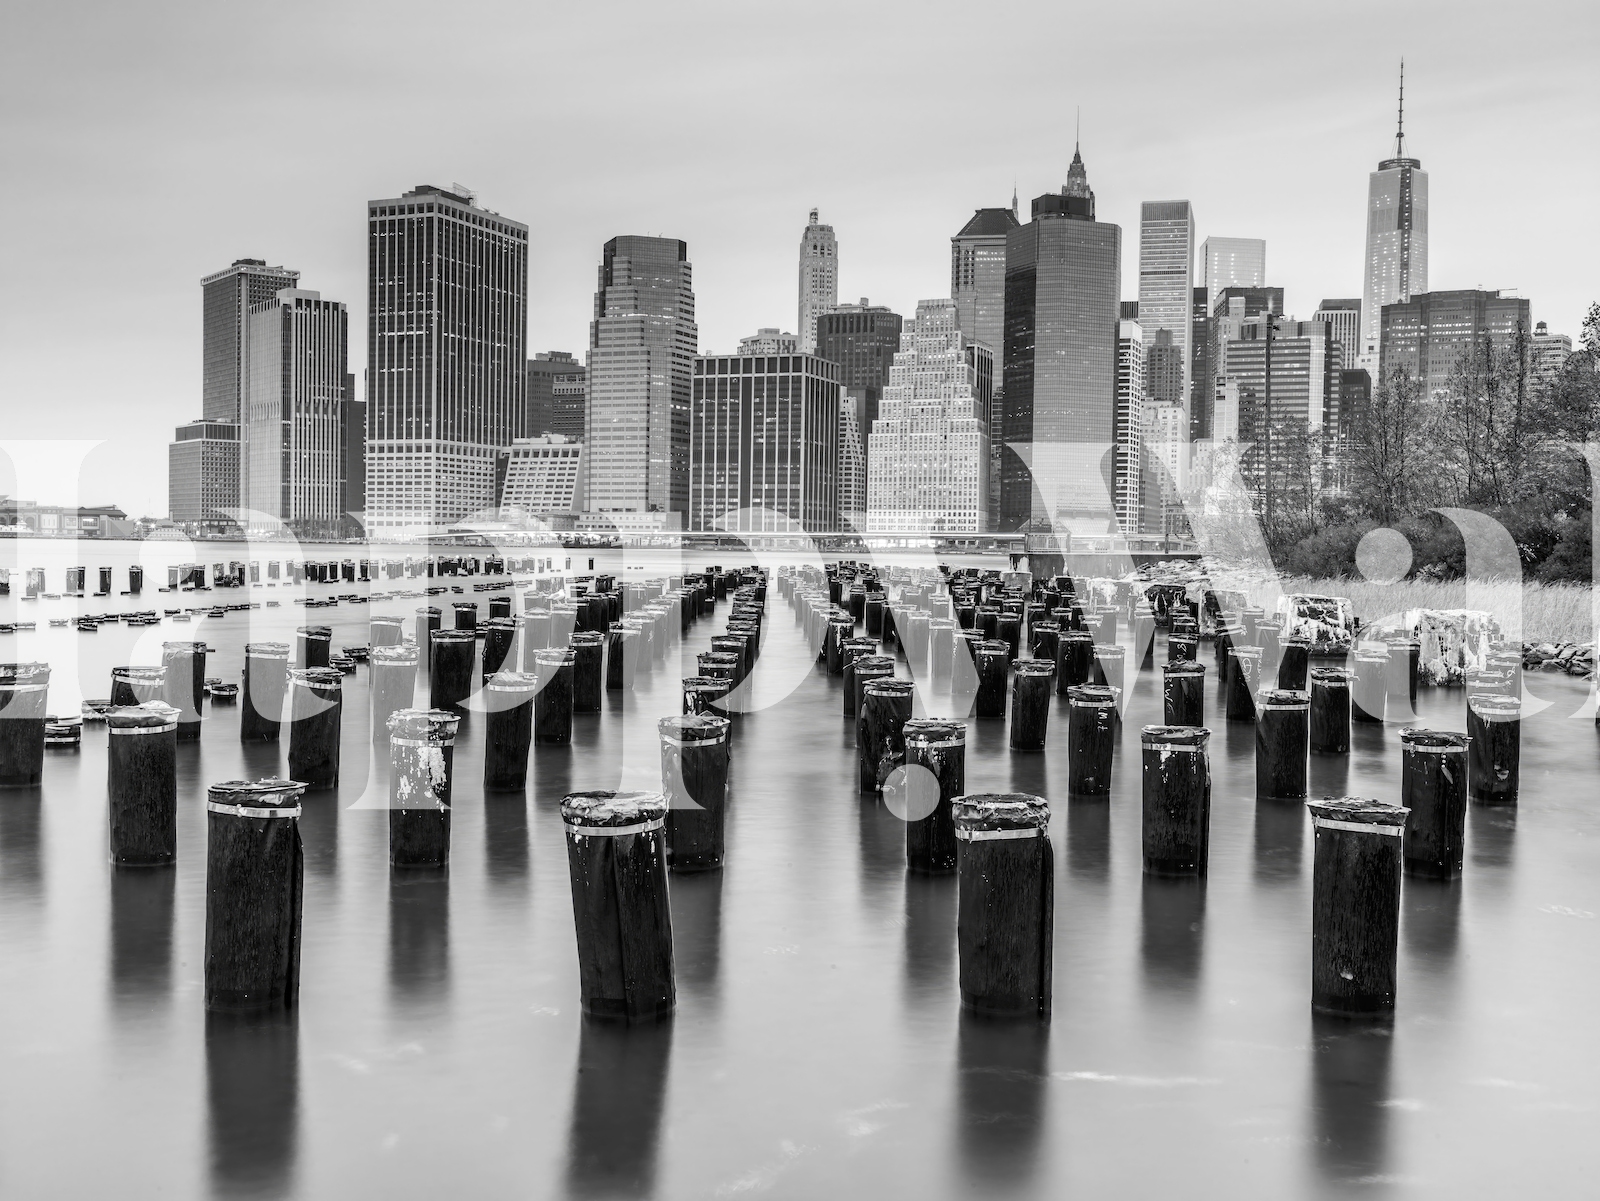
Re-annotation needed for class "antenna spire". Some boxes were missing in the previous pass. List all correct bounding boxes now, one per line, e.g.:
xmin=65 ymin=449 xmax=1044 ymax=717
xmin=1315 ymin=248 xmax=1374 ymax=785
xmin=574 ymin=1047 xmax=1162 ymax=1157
xmin=1395 ymin=59 xmax=1406 ymax=158
xmin=1075 ymin=106 xmax=1081 ymax=153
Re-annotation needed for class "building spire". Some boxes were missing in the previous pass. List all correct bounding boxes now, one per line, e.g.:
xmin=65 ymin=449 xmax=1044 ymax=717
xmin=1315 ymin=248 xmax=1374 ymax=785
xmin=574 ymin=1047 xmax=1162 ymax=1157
xmin=1394 ymin=59 xmax=1406 ymax=159
xmin=1011 ymin=180 xmax=1018 ymax=218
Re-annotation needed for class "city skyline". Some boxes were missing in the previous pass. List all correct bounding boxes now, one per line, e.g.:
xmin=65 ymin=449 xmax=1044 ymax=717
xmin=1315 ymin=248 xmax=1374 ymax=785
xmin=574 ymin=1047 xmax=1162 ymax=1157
xmin=3 ymin=2 xmax=1595 ymax=515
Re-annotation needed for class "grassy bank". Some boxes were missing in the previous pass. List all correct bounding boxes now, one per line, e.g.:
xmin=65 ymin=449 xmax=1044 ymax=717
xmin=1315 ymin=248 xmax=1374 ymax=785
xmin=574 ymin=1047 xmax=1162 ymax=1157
xmin=1243 ymin=576 xmax=1594 ymax=646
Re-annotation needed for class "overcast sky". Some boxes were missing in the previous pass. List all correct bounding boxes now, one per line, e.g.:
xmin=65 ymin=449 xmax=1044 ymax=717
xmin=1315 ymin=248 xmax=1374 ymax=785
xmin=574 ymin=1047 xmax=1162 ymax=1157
xmin=2 ymin=0 xmax=1596 ymax=516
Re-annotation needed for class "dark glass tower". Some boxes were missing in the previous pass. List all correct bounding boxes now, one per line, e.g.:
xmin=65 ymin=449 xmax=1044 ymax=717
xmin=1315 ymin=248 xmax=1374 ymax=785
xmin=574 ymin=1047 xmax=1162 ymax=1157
xmin=999 ymin=146 xmax=1122 ymax=532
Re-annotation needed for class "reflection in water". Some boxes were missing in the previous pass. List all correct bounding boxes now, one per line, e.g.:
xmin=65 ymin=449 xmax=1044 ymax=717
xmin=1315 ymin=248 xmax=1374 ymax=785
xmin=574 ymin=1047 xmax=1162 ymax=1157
xmin=109 ymin=867 xmax=175 ymax=1006
xmin=1007 ymin=750 xmax=1049 ymax=800
xmin=1307 ymin=748 xmax=1350 ymax=799
xmin=1468 ymin=803 xmax=1517 ymax=871
xmin=297 ymin=795 xmax=338 ymax=878
xmin=388 ymin=869 xmax=450 ymax=1005
xmin=856 ymin=798 xmax=903 ymax=910
xmin=1140 ymin=875 xmax=1205 ymax=995
xmin=483 ymin=794 xmax=530 ymax=887
xmin=206 ymin=1010 xmax=299 ymax=1198
xmin=902 ymin=871 xmax=956 ymax=1008
xmin=238 ymin=740 xmax=282 ymax=784
xmin=0 ymin=795 xmax=43 ymax=904
xmin=1308 ymin=1015 xmax=1393 ymax=1188
xmin=1402 ymin=878 xmax=1462 ymax=965
xmin=956 ymin=1013 xmax=1048 ymax=1192
xmin=565 ymin=1017 xmax=673 ymax=1199
xmin=1254 ymin=800 xmax=1304 ymax=885
xmin=1066 ymin=798 xmax=1109 ymax=882
xmin=668 ymin=870 xmax=722 ymax=1001
xmin=530 ymin=745 xmax=575 ymax=808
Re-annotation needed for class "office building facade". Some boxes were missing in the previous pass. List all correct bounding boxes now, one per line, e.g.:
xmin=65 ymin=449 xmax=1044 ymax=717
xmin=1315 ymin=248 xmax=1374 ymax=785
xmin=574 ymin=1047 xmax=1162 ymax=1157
xmin=1359 ymin=79 xmax=1429 ymax=372
xmin=814 ymin=300 xmax=902 ymax=434
xmin=1314 ymin=299 xmax=1363 ymax=371
xmin=1114 ymin=317 xmax=1144 ymax=533
xmin=739 ymin=329 xmax=798 ymax=354
xmin=497 ymin=435 xmax=586 ymax=517
xmin=1532 ymin=321 xmax=1572 ymax=388
xmin=1199 ymin=237 xmax=1266 ymax=293
xmin=838 ymin=389 xmax=867 ymax=528
xmin=1000 ymin=148 xmax=1122 ymax=531
xmin=1379 ymin=289 xmax=1531 ymax=399
xmin=527 ymin=351 xmax=582 ymax=437
xmin=797 ymin=209 xmax=837 ymax=354
xmin=366 ymin=184 xmax=528 ymax=533
xmin=586 ymin=235 xmax=697 ymax=526
xmin=243 ymin=288 xmax=349 ymax=537
xmin=1201 ymin=286 xmax=1286 ymax=439
xmin=690 ymin=352 xmax=839 ymax=532
xmin=203 ymin=259 xmax=301 ymax=423
xmin=1138 ymin=201 xmax=1196 ymax=415
xmin=1190 ymin=286 xmax=1211 ymax=430
xmin=952 ymin=206 xmax=1018 ymax=533
xmin=866 ymin=299 xmax=988 ymax=533
xmin=1141 ymin=400 xmax=1188 ymax=539
xmin=168 ymin=420 xmax=241 ymax=530
xmin=550 ymin=365 xmax=587 ymax=441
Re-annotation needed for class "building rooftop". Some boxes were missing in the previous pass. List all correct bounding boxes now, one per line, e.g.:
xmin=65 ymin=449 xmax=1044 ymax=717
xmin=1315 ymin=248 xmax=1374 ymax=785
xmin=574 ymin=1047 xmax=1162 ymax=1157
xmin=955 ymin=208 xmax=1022 ymax=238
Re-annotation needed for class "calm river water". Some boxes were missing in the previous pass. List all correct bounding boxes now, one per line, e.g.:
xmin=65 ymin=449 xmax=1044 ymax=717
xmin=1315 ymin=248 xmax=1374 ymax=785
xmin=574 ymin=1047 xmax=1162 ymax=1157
xmin=0 ymin=541 xmax=1597 ymax=1199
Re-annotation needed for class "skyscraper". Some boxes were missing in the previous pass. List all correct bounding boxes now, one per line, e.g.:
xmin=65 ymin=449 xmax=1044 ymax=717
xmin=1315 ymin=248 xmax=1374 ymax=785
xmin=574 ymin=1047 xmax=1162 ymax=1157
xmin=867 ymin=300 xmax=987 ymax=533
xmin=1359 ymin=66 xmax=1429 ymax=373
xmin=1138 ymin=200 xmax=1196 ymax=415
xmin=1114 ymin=316 xmax=1144 ymax=533
xmin=243 ymin=288 xmax=349 ymax=537
xmin=550 ymin=365 xmax=588 ymax=441
xmin=1190 ymin=286 xmax=1211 ymax=430
xmin=175 ymin=258 xmax=300 ymax=525
xmin=814 ymin=300 xmax=903 ymax=435
xmin=1141 ymin=401 xmax=1187 ymax=540
xmin=1314 ymin=300 xmax=1363 ymax=371
xmin=1145 ymin=328 xmax=1184 ymax=406
xmin=797 ymin=209 xmax=838 ymax=355
xmin=838 ymin=389 xmax=867 ymax=529
xmin=738 ymin=329 xmax=798 ymax=354
xmin=952 ymin=205 xmax=1020 ymax=532
xmin=1199 ymin=237 xmax=1266 ymax=293
xmin=1378 ymin=289 xmax=1530 ymax=399
xmin=365 ymin=184 xmax=528 ymax=534
xmin=527 ymin=351 xmax=582 ymax=437
xmin=1001 ymin=145 xmax=1122 ymax=531
xmin=203 ymin=259 xmax=301 ymax=422
xmin=586 ymin=235 xmax=698 ymax=525
xmin=1532 ymin=321 xmax=1573 ymax=388
xmin=1201 ymin=286 xmax=1285 ymax=439
xmin=690 ymin=351 xmax=839 ymax=532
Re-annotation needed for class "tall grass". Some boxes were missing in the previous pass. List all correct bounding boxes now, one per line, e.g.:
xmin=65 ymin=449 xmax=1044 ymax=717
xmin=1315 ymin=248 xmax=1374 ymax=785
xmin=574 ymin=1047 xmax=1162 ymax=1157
xmin=1245 ymin=575 xmax=1594 ymax=645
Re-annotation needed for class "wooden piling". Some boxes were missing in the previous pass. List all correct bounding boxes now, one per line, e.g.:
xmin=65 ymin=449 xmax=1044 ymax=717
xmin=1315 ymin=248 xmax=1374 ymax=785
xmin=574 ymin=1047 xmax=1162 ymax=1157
xmin=954 ymin=793 xmax=1052 ymax=1020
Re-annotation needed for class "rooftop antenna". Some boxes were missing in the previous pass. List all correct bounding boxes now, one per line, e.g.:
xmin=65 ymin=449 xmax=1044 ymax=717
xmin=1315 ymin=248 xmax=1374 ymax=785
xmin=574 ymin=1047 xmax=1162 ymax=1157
xmin=1394 ymin=59 xmax=1406 ymax=158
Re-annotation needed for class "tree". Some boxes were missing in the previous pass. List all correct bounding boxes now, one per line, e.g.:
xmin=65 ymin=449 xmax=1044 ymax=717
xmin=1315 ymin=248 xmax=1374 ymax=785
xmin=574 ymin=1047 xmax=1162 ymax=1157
xmin=1346 ymin=363 xmax=1425 ymax=526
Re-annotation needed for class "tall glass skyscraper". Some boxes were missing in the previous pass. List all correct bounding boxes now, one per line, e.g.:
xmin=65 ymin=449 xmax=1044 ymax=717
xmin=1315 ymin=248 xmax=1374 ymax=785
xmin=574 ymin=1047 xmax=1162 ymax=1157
xmin=797 ymin=209 xmax=837 ymax=355
xmin=1313 ymin=299 xmax=1362 ymax=371
xmin=244 ymin=289 xmax=349 ymax=538
xmin=1359 ymin=69 xmax=1428 ymax=374
xmin=1000 ymin=147 xmax=1122 ymax=531
xmin=203 ymin=259 xmax=301 ymax=423
xmin=365 ymin=184 xmax=528 ymax=534
xmin=1138 ymin=201 xmax=1195 ymax=414
xmin=586 ymin=235 xmax=697 ymax=525
xmin=1199 ymin=237 xmax=1265 ymax=294
xmin=952 ymin=205 xmax=1019 ymax=531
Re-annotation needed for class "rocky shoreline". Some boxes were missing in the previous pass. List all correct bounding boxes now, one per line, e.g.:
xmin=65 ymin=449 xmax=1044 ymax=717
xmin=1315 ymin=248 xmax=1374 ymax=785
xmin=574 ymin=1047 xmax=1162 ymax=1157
xmin=1522 ymin=641 xmax=1596 ymax=678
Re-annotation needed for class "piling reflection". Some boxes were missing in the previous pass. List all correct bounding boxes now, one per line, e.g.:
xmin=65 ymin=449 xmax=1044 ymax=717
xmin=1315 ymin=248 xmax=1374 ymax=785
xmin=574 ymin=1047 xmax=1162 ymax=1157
xmin=109 ymin=866 xmax=175 ymax=1007
xmin=856 ymin=797 xmax=902 ymax=909
xmin=565 ymin=1017 xmax=673 ymax=1199
xmin=530 ymin=745 xmax=575 ymax=807
xmin=1254 ymin=800 xmax=1304 ymax=885
xmin=1468 ymin=803 xmax=1516 ymax=872
xmin=1307 ymin=747 xmax=1350 ymax=799
xmin=1402 ymin=877 xmax=1462 ymax=965
xmin=297 ymin=794 xmax=338 ymax=879
xmin=1065 ymin=797 xmax=1110 ymax=882
xmin=387 ymin=868 xmax=449 ymax=1006
xmin=206 ymin=1010 xmax=299 ymax=1198
xmin=1307 ymin=1014 xmax=1393 ymax=1188
xmin=483 ymin=794 xmax=530 ymax=887
xmin=902 ymin=870 xmax=956 ymax=1007
xmin=1140 ymin=875 xmax=1205 ymax=995
xmin=955 ymin=1013 xmax=1048 ymax=1191
xmin=0 ymin=795 xmax=43 ymax=904
xmin=667 ymin=870 xmax=722 ymax=1001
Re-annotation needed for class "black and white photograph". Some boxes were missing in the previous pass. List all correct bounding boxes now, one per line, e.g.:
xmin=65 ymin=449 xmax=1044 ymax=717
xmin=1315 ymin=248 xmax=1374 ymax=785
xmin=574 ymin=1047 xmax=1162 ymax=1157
xmin=1 ymin=1 xmax=1598 ymax=1197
